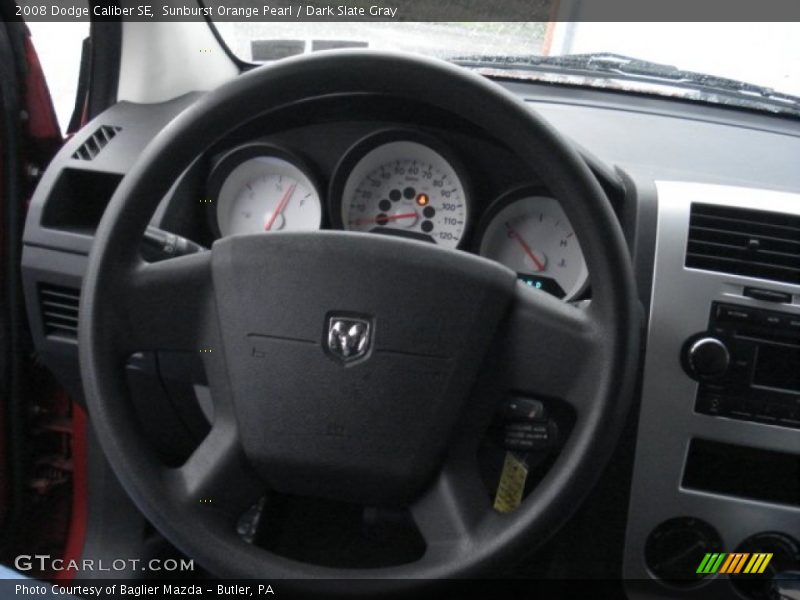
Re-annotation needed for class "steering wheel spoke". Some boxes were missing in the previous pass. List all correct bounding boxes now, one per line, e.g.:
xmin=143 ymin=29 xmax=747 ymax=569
xmin=411 ymin=456 xmax=491 ymax=560
xmin=168 ymin=414 xmax=264 ymax=520
xmin=500 ymin=283 xmax=603 ymax=418
xmin=115 ymin=252 xmax=214 ymax=355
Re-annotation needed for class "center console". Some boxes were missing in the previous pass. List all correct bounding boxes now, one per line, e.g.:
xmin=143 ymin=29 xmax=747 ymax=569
xmin=624 ymin=181 xmax=800 ymax=599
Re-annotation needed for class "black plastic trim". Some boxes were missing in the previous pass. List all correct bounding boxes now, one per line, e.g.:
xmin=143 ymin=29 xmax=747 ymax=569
xmin=0 ymin=15 xmax=30 ymax=546
xmin=86 ymin=19 xmax=120 ymax=119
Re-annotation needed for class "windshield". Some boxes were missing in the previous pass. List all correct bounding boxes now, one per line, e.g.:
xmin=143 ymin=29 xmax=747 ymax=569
xmin=215 ymin=22 xmax=800 ymax=116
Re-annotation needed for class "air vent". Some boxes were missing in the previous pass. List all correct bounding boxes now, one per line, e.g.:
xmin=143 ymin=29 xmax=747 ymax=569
xmin=686 ymin=203 xmax=800 ymax=284
xmin=71 ymin=125 xmax=121 ymax=161
xmin=39 ymin=284 xmax=80 ymax=340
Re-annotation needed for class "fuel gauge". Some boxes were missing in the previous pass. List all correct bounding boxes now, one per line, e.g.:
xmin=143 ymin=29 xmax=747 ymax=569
xmin=477 ymin=192 xmax=588 ymax=301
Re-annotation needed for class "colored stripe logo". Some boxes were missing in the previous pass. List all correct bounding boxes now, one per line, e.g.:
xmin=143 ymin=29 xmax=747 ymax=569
xmin=697 ymin=553 xmax=773 ymax=574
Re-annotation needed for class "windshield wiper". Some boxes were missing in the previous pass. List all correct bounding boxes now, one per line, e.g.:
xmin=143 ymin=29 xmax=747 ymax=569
xmin=452 ymin=52 xmax=800 ymax=113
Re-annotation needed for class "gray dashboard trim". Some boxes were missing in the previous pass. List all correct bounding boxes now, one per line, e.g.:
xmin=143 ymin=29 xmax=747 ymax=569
xmin=624 ymin=180 xmax=800 ymax=599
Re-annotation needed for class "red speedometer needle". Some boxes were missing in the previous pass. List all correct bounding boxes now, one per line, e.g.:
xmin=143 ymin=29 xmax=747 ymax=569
xmin=264 ymin=183 xmax=296 ymax=231
xmin=505 ymin=222 xmax=545 ymax=271
xmin=352 ymin=212 xmax=418 ymax=226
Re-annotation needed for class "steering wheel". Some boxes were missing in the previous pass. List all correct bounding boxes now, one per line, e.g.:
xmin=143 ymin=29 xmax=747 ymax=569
xmin=79 ymin=51 xmax=640 ymax=584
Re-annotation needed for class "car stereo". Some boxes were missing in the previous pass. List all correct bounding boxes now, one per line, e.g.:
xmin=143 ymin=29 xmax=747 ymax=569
xmin=683 ymin=302 xmax=800 ymax=429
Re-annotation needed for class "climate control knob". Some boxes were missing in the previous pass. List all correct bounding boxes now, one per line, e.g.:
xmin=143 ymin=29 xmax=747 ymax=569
xmin=732 ymin=532 xmax=800 ymax=600
xmin=686 ymin=337 xmax=730 ymax=379
xmin=645 ymin=517 xmax=723 ymax=585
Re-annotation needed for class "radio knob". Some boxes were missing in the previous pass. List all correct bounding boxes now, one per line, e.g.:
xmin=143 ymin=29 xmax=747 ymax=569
xmin=687 ymin=337 xmax=730 ymax=379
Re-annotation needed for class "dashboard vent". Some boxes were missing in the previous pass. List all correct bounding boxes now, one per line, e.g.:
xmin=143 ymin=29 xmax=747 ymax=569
xmin=38 ymin=284 xmax=80 ymax=340
xmin=686 ymin=203 xmax=800 ymax=284
xmin=72 ymin=125 xmax=121 ymax=161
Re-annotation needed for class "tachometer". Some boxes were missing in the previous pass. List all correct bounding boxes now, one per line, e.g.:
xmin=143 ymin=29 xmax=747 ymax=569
xmin=209 ymin=145 xmax=322 ymax=237
xmin=331 ymin=131 xmax=469 ymax=249
xmin=477 ymin=190 xmax=588 ymax=300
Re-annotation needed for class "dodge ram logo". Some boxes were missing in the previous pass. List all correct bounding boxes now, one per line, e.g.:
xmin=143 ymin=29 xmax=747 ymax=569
xmin=325 ymin=316 xmax=371 ymax=363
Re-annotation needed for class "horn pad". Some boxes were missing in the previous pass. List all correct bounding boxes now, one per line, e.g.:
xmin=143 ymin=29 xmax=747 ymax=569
xmin=211 ymin=232 xmax=515 ymax=505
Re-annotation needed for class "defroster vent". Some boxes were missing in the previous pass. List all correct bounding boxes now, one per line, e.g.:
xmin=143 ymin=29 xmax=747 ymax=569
xmin=39 ymin=284 xmax=80 ymax=340
xmin=686 ymin=203 xmax=800 ymax=285
xmin=71 ymin=125 xmax=121 ymax=161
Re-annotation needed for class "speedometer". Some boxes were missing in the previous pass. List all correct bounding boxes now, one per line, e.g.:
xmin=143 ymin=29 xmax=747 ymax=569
xmin=331 ymin=131 xmax=470 ymax=249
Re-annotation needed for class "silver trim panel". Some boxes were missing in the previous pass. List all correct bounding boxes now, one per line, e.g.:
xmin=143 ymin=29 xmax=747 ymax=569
xmin=624 ymin=181 xmax=800 ymax=599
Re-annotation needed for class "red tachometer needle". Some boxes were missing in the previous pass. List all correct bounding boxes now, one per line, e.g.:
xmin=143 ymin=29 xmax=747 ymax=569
xmin=352 ymin=212 xmax=418 ymax=226
xmin=264 ymin=183 xmax=296 ymax=231
xmin=505 ymin=222 xmax=545 ymax=271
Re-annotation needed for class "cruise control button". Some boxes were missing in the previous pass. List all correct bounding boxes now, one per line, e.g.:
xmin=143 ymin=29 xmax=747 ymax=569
xmin=502 ymin=397 xmax=547 ymax=422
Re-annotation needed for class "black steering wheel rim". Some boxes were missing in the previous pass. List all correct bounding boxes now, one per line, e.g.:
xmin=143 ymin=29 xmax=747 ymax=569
xmin=79 ymin=51 xmax=640 ymax=583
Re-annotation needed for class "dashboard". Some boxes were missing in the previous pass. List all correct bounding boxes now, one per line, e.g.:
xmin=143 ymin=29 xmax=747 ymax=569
xmin=21 ymin=88 xmax=636 ymax=404
xmin=19 ymin=76 xmax=800 ymax=598
xmin=205 ymin=126 xmax=588 ymax=300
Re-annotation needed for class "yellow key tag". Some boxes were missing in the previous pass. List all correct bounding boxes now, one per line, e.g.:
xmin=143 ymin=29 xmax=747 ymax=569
xmin=493 ymin=452 xmax=528 ymax=513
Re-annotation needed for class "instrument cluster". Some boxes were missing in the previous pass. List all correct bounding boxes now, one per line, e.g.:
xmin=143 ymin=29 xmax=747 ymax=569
xmin=206 ymin=129 xmax=588 ymax=301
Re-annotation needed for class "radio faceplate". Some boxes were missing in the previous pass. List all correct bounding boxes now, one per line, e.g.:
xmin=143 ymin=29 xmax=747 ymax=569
xmin=691 ymin=302 xmax=800 ymax=428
